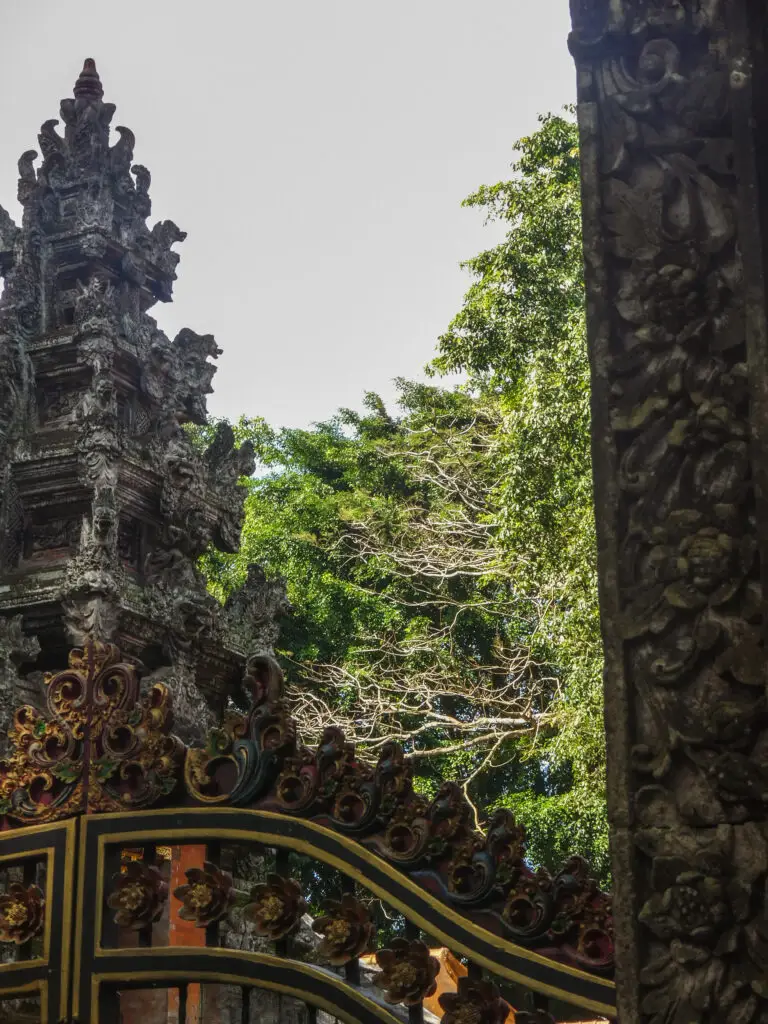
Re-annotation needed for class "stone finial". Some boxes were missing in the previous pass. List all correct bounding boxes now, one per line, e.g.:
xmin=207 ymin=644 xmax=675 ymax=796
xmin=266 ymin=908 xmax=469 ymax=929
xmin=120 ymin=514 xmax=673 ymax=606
xmin=73 ymin=58 xmax=103 ymax=101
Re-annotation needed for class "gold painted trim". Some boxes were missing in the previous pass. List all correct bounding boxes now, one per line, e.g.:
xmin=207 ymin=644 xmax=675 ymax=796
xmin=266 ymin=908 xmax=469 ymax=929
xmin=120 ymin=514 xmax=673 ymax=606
xmin=92 ymin=963 xmax=400 ymax=1024
xmin=72 ymin=816 xmax=88 ymax=1018
xmin=0 ymin=979 xmax=48 ymax=1024
xmin=0 ymin=844 xmax=53 ymax=970
xmin=59 ymin=817 xmax=77 ymax=1021
xmin=0 ymin=820 xmax=74 ymax=841
xmin=86 ymin=809 xmax=614 ymax=1017
xmin=0 ymin=820 xmax=76 ymax=1021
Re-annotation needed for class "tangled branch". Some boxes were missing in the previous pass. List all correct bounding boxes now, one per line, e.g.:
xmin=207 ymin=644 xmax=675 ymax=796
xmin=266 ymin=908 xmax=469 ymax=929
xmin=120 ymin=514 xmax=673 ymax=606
xmin=279 ymin=405 xmax=561 ymax=826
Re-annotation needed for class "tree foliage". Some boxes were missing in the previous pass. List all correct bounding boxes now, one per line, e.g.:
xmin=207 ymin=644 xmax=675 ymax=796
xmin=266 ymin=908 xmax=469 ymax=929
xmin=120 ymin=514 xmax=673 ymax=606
xmin=202 ymin=112 xmax=609 ymax=883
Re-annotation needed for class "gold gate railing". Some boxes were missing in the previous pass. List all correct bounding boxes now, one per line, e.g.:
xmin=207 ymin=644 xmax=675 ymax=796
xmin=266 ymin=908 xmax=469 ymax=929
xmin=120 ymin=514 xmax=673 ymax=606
xmin=0 ymin=642 xmax=616 ymax=1023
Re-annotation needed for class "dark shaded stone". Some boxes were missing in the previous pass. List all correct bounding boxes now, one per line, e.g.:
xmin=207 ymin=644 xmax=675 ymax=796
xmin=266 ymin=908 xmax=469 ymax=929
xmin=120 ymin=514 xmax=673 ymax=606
xmin=569 ymin=2 xmax=768 ymax=1020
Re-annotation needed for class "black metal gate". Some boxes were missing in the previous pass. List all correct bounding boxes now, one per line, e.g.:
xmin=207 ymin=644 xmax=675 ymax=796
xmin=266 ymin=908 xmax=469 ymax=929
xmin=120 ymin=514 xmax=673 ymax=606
xmin=0 ymin=643 xmax=616 ymax=1023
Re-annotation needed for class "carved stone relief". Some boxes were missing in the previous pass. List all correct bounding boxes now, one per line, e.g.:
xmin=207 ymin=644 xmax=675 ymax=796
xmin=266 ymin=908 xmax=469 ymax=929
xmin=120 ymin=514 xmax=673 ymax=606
xmin=0 ymin=616 xmax=39 ymax=756
xmin=570 ymin=2 xmax=768 ymax=1020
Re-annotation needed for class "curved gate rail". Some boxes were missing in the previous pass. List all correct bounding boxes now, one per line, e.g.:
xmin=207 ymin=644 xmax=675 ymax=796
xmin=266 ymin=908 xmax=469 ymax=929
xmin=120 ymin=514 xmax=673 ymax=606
xmin=0 ymin=642 xmax=616 ymax=1022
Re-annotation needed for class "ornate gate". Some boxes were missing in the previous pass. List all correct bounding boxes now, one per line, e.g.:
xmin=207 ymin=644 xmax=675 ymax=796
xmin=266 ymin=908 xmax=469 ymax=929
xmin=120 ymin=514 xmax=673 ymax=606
xmin=0 ymin=642 xmax=616 ymax=1024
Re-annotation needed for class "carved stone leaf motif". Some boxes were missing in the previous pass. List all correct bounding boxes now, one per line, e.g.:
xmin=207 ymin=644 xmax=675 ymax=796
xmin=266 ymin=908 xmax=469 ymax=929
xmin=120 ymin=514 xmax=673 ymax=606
xmin=636 ymin=831 xmax=768 ymax=1021
xmin=603 ymin=174 xmax=664 ymax=261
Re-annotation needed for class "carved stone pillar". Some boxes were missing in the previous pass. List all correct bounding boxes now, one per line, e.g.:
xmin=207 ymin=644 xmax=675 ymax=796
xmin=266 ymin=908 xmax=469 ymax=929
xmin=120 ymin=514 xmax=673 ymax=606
xmin=568 ymin=2 xmax=768 ymax=1021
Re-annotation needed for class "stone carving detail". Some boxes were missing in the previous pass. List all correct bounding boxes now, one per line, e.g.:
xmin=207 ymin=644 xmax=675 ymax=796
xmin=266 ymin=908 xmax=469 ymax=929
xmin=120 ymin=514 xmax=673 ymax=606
xmin=0 ymin=205 xmax=19 ymax=256
xmin=0 ymin=482 xmax=24 ymax=573
xmin=0 ymin=58 xmax=287 ymax=738
xmin=64 ymin=354 xmax=123 ymax=645
xmin=570 ymin=2 xmax=768 ymax=1020
xmin=635 ymin=825 xmax=768 ymax=1022
xmin=223 ymin=563 xmax=292 ymax=656
xmin=0 ymin=617 xmax=40 ymax=756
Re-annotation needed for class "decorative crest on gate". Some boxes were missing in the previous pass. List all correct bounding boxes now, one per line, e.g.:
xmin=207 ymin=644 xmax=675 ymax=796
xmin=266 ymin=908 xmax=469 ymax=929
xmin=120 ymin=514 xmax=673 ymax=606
xmin=0 ymin=641 xmax=183 ymax=821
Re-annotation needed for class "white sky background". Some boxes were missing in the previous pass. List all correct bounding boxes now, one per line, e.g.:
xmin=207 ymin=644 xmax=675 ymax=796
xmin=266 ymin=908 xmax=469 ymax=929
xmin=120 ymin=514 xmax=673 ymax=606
xmin=0 ymin=1 xmax=576 ymax=429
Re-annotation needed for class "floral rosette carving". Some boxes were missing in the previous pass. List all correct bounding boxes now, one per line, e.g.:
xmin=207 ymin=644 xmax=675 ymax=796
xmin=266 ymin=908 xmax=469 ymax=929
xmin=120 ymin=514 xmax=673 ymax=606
xmin=548 ymin=857 xmax=614 ymax=970
xmin=243 ymin=873 xmax=305 ymax=940
xmin=107 ymin=860 xmax=168 ymax=930
xmin=173 ymin=861 xmax=237 ymax=927
xmin=638 ymin=846 xmax=768 ymax=1023
xmin=438 ymin=977 xmax=509 ymax=1024
xmin=0 ymin=883 xmax=44 ymax=945
xmin=373 ymin=939 xmax=440 ymax=1006
xmin=312 ymin=894 xmax=374 ymax=964
xmin=447 ymin=809 xmax=526 ymax=904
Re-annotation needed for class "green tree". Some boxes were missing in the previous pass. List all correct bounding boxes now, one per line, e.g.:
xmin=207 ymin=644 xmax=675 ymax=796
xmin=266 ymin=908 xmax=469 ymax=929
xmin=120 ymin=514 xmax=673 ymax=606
xmin=204 ymin=387 xmax=560 ymax=810
xmin=202 ymin=112 xmax=609 ymax=882
xmin=433 ymin=110 xmax=606 ymax=876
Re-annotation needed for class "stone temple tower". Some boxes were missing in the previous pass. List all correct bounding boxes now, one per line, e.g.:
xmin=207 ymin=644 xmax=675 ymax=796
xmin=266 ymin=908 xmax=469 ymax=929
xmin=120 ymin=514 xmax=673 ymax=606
xmin=0 ymin=59 xmax=287 ymax=740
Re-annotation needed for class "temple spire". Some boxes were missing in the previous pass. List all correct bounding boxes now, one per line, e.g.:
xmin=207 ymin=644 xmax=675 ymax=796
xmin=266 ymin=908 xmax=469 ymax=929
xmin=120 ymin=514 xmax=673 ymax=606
xmin=73 ymin=57 xmax=103 ymax=101
xmin=0 ymin=55 xmax=287 ymax=745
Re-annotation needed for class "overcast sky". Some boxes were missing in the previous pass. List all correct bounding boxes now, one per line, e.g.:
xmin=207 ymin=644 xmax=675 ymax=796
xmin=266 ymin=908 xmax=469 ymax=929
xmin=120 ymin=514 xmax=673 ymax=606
xmin=1 ymin=1 xmax=575 ymax=429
